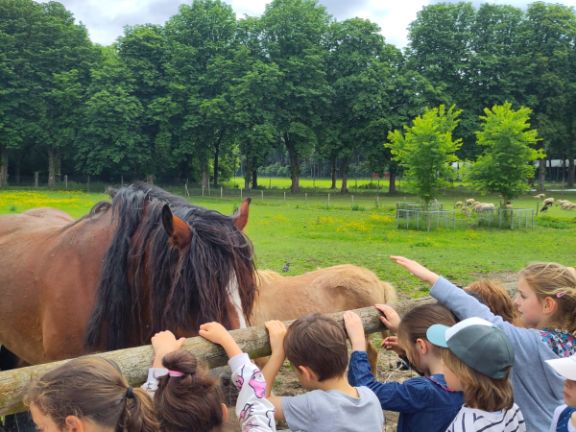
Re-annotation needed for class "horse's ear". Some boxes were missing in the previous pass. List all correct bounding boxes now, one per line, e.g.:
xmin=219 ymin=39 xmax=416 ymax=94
xmin=233 ymin=198 xmax=251 ymax=231
xmin=161 ymin=204 xmax=192 ymax=249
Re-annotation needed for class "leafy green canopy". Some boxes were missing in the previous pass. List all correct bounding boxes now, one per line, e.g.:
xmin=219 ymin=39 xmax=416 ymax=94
xmin=467 ymin=102 xmax=542 ymax=203
xmin=386 ymin=105 xmax=462 ymax=205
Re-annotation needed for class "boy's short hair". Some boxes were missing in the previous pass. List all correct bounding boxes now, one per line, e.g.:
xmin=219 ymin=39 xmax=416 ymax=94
xmin=284 ymin=313 xmax=348 ymax=381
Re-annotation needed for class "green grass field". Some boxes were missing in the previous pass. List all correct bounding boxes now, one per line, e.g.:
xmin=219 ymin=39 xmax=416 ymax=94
xmin=1 ymin=188 xmax=575 ymax=297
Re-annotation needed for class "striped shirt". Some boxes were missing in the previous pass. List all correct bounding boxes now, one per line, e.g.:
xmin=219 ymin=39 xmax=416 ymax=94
xmin=445 ymin=404 xmax=525 ymax=432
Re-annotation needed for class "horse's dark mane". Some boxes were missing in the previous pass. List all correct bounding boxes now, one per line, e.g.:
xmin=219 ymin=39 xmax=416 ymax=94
xmin=85 ymin=183 xmax=256 ymax=351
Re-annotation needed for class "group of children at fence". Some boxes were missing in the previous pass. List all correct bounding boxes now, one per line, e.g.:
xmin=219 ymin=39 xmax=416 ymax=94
xmin=24 ymin=256 xmax=576 ymax=432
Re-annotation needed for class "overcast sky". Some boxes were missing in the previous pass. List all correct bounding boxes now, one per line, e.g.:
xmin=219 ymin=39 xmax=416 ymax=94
xmin=39 ymin=0 xmax=576 ymax=48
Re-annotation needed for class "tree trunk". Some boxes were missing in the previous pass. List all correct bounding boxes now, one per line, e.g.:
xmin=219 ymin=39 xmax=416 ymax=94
xmin=389 ymin=172 xmax=396 ymax=193
xmin=15 ymin=158 xmax=20 ymax=184
xmin=252 ymin=167 xmax=258 ymax=189
xmin=537 ymin=158 xmax=546 ymax=192
xmin=285 ymin=133 xmax=300 ymax=193
xmin=388 ymin=162 xmax=398 ymax=193
xmin=0 ymin=147 xmax=8 ymax=187
xmin=213 ymin=142 xmax=220 ymax=187
xmin=330 ymin=157 xmax=337 ymax=190
xmin=48 ymin=149 xmax=60 ymax=188
xmin=201 ymin=161 xmax=209 ymax=190
xmin=244 ymin=158 xmax=252 ymax=191
xmin=340 ymin=158 xmax=349 ymax=194
xmin=568 ymin=154 xmax=575 ymax=188
xmin=212 ymin=130 xmax=226 ymax=187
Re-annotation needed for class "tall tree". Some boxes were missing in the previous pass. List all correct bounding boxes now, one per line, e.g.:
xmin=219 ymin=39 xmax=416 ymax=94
xmin=519 ymin=3 xmax=576 ymax=188
xmin=233 ymin=17 xmax=282 ymax=190
xmin=118 ymin=24 xmax=175 ymax=182
xmin=35 ymin=2 xmax=96 ymax=186
xmin=468 ymin=102 xmax=542 ymax=204
xmin=165 ymin=0 xmax=238 ymax=187
xmin=75 ymin=47 xmax=146 ymax=178
xmin=260 ymin=0 xmax=330 ymax=192
xmin=406 ymin=3 xmax=479 ymax=158
xmin=386 ymin=105 xmax=462 ymax=206
xmin=324 ymin=18 xmax=401 ymax=193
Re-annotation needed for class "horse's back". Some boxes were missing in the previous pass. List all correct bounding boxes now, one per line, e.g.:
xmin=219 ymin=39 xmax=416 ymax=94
xmin=252 ymin=264 xmax=396 ymax=323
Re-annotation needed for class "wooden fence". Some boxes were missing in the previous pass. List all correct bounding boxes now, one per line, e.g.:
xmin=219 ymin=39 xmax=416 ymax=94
xmin=0 ymin=299 xmax=433 ymax=417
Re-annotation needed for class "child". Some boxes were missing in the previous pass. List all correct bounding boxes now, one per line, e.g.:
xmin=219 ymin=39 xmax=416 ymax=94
xmin=344 ymin=304 xmax=463 ymax=432
xmin=464 ymin=279 xmax=519 ymax=325
xmin=265 ymin=313 xmax=384 ymax=431
xmin=142 ymin=326 xmax=277 ymax=431
xmin=25 ymin=357 xmax=158 ymax=432
xmin=546 ymin=353 xmax=576 ymax=431
xmin=427 ymin=317 xmax=525 ymax=431
xmin=392 ymin=256 xmax=576 ymax=431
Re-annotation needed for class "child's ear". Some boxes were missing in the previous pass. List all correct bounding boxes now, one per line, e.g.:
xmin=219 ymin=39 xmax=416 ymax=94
xmin=64 ymin=415 xmax=84 ymax=432
xmin=221 ymin=403 xmax=229 ymax=422
xmin=298 ymin=365 xmax=318 ymax=382
xmin=415 ymin=338 xmax=429 ymax=355
xmin=543 ymin=296 xmax=558 ymax=315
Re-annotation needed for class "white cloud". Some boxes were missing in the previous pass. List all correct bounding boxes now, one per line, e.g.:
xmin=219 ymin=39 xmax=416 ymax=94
xmin=38 ymin=0 xmax=576 ymax=47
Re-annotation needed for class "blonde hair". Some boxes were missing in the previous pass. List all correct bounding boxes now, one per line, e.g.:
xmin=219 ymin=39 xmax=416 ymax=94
xmin=520 ymin=262 xmax=576 ymax=333
xmin=25 ymin=357 xmax=159 ymax=432
xmin=465 ymin=280 xmax=518 ymax=324
xmin=442 ymin=350 xmax=513 ymax=412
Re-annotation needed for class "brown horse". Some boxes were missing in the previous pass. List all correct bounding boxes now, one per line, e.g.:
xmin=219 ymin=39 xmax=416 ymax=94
xmin=0 ymin=183 xmax=256 ymax=365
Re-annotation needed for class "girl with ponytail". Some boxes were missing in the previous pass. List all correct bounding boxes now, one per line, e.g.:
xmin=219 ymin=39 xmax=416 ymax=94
xmin=143 ymin=327 xmax=279 ymax=432
xmin=25 ymin=357 xmax=159 ymax=432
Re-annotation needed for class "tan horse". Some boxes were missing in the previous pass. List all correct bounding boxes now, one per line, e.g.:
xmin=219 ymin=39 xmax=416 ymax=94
xmin=251 ymin=264 xmax=396 ymax=368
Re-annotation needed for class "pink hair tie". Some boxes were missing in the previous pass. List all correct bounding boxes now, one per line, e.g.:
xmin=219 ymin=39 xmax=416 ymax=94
xmin=168 ymin=370 xmax=185 ymax=377
xmin=556 ymin=292 xmax=566 ymax=298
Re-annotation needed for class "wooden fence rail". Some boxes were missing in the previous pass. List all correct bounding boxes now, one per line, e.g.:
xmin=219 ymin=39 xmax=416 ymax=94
xmin=0 ymin=299 xmax=432 ymax=416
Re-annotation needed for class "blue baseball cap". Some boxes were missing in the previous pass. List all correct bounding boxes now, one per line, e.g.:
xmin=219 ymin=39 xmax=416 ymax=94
xmin=427 ymin=317 xmax=514 ymax=379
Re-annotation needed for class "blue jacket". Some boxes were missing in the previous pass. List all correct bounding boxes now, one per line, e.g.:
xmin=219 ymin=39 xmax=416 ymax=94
xmin=348 ymin=350 xmax=463 ymax=432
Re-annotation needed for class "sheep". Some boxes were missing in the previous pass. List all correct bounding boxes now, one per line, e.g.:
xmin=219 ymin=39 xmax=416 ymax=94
xmin=540 ymin=197 xmax=555 ymax=212
xmin=559 ymin=200 xmax=576 ymax=210
xmin=533 ymin=193 xmax=546 ymax=199
xmin=474 ymin=202 xmax=496 ymax=213
xmin=465 ymin=198 xmax=478 ymax=207
xmin=454 ymin=201 xmax=464 ymax=209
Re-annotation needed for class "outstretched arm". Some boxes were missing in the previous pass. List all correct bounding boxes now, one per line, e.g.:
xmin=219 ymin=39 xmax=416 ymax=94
xmin=389 ymin=256 xmax=440 ymax=285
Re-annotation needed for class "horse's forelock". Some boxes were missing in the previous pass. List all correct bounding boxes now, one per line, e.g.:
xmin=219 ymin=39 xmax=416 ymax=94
xmin=158 ymin=206 xmax=256 ymax=331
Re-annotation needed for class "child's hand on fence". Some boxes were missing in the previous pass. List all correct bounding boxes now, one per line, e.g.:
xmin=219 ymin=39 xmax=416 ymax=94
xmin=151 ymin=330 xmax=186 ymax=367
xmin=375 ymin=304 xmax=402 ymax=332
xmin=265 ymin=320 xmax=287 ymax=355
xmin=390 ymin=256 xmax=439 ymax=285
xmin=199 ymin=322 xmax=242 ymax=358
xmin=382 ymin=336 xmax=405 ymax=357
xmin=343 ymin=311 xmax=367 ymax=352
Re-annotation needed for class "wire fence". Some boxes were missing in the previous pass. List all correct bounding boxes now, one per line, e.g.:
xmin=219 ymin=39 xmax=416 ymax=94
xmin=396 ymin=204 xmax=535 ymax=231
